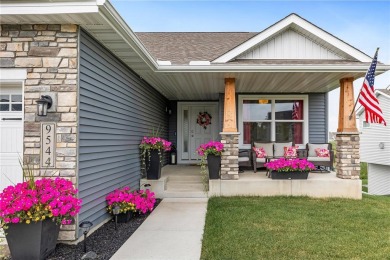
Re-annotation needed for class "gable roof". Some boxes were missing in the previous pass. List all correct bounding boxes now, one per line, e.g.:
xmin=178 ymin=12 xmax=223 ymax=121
xmin=213 ymin=13 xmax=373 ymax=63
xmin=136 ymin=32 xmax=257 ymax=65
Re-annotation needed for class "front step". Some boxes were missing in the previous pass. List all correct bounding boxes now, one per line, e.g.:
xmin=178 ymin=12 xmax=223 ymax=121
xmin=162 ymin=191 xmax=208 ymax=198
xmin=166 ymin=180 xmax=204 ymax=192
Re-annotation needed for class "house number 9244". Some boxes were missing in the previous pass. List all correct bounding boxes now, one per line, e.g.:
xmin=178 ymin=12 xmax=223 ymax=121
xmin=41 ymin=123 xmax=56 ymax=168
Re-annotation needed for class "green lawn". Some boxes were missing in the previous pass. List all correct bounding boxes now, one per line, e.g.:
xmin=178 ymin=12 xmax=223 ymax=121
xmin=201 ymin=196 xmax=390 ymax=259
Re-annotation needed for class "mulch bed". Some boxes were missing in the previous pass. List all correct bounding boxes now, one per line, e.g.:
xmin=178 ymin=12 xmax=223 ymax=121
xmin=45 ymin=199 xmax=161 ymax=260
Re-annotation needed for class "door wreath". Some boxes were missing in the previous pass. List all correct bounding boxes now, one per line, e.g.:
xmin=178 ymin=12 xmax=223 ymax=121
xmin=197 ymin=112 xmax=212 ymax=129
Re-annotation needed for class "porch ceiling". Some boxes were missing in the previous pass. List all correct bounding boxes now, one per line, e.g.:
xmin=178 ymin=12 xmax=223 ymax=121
xmin=142 ymin=71 xmax=365 ymax=100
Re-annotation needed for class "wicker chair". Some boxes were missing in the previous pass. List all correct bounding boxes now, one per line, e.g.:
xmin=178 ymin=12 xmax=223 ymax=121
xmin=306 ymin=143 xmax=334 ymax=172
xmin=238 ymin=149 xmax=252 ymax=172
xmin=252 ymin=142 xmax=293 ymax=173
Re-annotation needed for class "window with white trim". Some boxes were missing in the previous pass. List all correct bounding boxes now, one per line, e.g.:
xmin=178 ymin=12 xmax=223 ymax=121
xmin=238 ymin=95 xmax=308 ymax=148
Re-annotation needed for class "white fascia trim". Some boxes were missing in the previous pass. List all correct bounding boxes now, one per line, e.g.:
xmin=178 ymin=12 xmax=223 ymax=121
xmin=0 ymin=1 xmax=99 ymax=15
xmin=0 ymin=69 xmax=27 ymax=80
xmin=212 ymin=14 xmax=372 ymax=63
xmin=155 ymin=64 xmax=390 ymax=73
xmin=376 ymin=90 xmax=390 ymax=100
xmin=98 ymin=1 xmax=159 ymax=70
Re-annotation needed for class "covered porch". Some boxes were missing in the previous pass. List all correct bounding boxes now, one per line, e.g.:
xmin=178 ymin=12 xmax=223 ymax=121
xmin=142 ymin=165 xmax=362 ymax=199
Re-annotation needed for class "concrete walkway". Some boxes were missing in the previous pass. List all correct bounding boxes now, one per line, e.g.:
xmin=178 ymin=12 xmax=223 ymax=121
xmin=111 ymin=198 xmax=208 ymax=260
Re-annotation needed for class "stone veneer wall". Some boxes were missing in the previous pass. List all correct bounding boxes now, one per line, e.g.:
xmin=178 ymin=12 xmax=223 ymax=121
xmin=0 ymin=24 xmax=79 ymax=240
xmin=335 ymin=133 xmax=360 ymax=179
xmin=220 ymin=133 xmax=239 ymax=180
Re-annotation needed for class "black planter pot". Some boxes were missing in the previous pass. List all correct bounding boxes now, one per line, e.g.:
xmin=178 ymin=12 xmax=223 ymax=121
xmin=116 ymin=211 xmax=134 ymax=223
xmin=271 ymin=171 xmax=309 ymax=180
xmin=146 ymin=149 xmax=162 ymax=180
xmin=207 ymin=154 xmax=221 ymax=179
xmin=5 ymin=219 xmax=60 ymax=260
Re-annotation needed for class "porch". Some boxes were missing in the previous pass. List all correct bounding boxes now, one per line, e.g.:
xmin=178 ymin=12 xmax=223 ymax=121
xmin=141 ymin=165 xmax=362 ymax=199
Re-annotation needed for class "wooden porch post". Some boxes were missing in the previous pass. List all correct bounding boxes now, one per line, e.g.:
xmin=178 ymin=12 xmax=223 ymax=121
xmin=219 ymin=78 xmax=239 ymax=180
xmin=336 ymin=77 xmax=360 ymax=179
xmin=223 ymin=78 xmax=238 ymax=132
xmin=337 ymin=77 xmax=358 ymax=132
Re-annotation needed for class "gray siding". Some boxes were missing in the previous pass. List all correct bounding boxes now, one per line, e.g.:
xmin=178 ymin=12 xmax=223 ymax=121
xmin=168 ymin=101 xmax=177 ymax=148
xmin=78 ymin=30 xmax=168 ymax=231
xmin=360 ymin=94 xmax=390 ymax=165
xmin=308 ymin=93 xmax=328 ymax=143
xmin=368 ymin=163 xmax=390 ymax=195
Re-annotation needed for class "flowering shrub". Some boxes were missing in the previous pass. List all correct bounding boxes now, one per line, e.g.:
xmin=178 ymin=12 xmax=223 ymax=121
xmin=196 ymin=141 xmax=224 ymax=157
xmin=106 ymin=187 xmax=156 ymax=215
xmin=265 ymin=158 xmax=315 ymax=172
xmin=106 ymin=187 xmax=136 ymax=214
xmin=0 ymin=178 xmax=82 ymax=229
xmin=132 ymin=189 xmax=156 ymax=214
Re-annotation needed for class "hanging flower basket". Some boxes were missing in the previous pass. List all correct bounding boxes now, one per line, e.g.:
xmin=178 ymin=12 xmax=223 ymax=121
xmin=197 ymin=112 xmax=212 ymax=129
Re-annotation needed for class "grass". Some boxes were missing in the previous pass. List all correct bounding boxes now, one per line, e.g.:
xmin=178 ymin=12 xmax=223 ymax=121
xmin=201 ymin=196 xmax=390 ymax=259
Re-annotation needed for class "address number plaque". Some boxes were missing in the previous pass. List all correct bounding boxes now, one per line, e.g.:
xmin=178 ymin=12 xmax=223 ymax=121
xmin=41 ymin=123 xmax=56 ymax=168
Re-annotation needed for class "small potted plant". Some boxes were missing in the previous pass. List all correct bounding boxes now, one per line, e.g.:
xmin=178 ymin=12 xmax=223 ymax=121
xmin=264 ymin=158 xmax=315 ymax=179
xmin=106 ymin=187 xmax=136 ymax=223
xmin=196 ymin=141 xmax=224 ymax=180
xmin=139 ymin=135 xmax=172 ymax=180
xmin=0 ymin=172 xmax=82 ymax=260
xmin=132 ymin=189 xmax=156 ymax=214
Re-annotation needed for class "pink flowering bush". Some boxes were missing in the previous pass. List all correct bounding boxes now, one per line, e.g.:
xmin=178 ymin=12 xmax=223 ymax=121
xmin=0 ymin=177 xmax=82 ymax=229
xmin=132 ymin=189 xmax=156 ymax=214
xmin=106 ymin=187 xmax=136 ymax=214
xmin=264 ymin=158 xmax=315 ymax=172
xmin=106 ymin=187 xmax=156 ymax=215
xmin=196 ymin=141 xmax=224 ymax=157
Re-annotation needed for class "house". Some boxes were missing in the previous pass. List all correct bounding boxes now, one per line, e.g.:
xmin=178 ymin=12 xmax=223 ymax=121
xmin=357 ymin=88 xmax=390 ymax=195
xmin=1 ymin=0 xmax=389 ymax=241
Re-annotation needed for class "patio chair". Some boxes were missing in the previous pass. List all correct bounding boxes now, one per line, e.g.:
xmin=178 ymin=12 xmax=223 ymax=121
xmin=252 ymin=142 xmax=293 ymax=173
xmin=238 ymin=149 xmax=252 ymax=172
xmin=306 ymin=143 xmax=334 ymax=172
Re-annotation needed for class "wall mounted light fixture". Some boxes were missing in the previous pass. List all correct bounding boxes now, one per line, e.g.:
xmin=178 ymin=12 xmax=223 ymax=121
xmin=36 ymin=95 xmax=53 ymax=116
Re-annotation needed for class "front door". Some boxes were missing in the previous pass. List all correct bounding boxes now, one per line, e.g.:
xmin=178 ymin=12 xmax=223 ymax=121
xmin=178 ymin=102 xmax=219 ymax=163
xmin=0 ymin=85 xmax=24 ymax=192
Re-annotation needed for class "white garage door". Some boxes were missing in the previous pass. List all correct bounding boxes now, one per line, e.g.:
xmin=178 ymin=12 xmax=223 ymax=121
xmin=0 ymin=85 xmax=24 ymax=192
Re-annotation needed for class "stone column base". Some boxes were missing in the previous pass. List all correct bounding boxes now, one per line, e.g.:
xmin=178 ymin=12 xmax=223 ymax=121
xmin=335 ymin=132 xmax=360 ymax=179
xmin=220 ymin=132 xmax=239 ymax=180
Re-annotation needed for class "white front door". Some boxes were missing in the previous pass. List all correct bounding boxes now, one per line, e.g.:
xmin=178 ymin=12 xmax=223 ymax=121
xmin=0 ymin=85 xmax=24 ymax=192
xmin=178 ymin=102 xmax=219 ymax=163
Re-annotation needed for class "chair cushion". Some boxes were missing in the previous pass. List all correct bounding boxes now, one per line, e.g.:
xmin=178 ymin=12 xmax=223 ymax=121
xmin=308 ymin=143 xmax=329 ymax=157
xmin=254 ymin=143 xmax=273 ymax=157
xmin=238 ymin=157 xmax=249 ymax=162
xmin=274 ymin=142 xmax=292 ymax=157
xmin=256 ymin=158 xmax=266 ymax=163
xmin=315 ymin=148 xmax=330 ymax=157
xmin=253 ymin=147 xmax=267 ymax=158
xmin=284 ymin=146 xmax=299 ymax=157
xmin=307 ymin=156 xmax=330 ymax=162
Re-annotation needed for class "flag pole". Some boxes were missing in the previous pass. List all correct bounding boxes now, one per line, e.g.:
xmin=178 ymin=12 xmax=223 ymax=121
xmin=348 ymin=47 xmax=379 ymax=120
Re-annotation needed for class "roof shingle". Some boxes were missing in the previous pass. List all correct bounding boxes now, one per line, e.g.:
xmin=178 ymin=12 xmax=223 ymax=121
xmin=135 ymin=32 xmax=257 ymax=65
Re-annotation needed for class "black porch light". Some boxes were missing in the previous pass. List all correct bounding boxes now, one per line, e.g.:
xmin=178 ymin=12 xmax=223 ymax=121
xmin=36 ymin=95 xmax=53 ymax=116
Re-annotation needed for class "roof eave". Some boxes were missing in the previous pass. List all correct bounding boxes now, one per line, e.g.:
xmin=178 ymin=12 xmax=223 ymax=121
xmin=155 ymin=64 xmax=390 ymax=73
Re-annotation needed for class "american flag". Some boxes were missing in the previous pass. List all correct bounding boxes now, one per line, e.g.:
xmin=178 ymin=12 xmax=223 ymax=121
xmin=358 ymin=49 xmax=387 ymax=126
